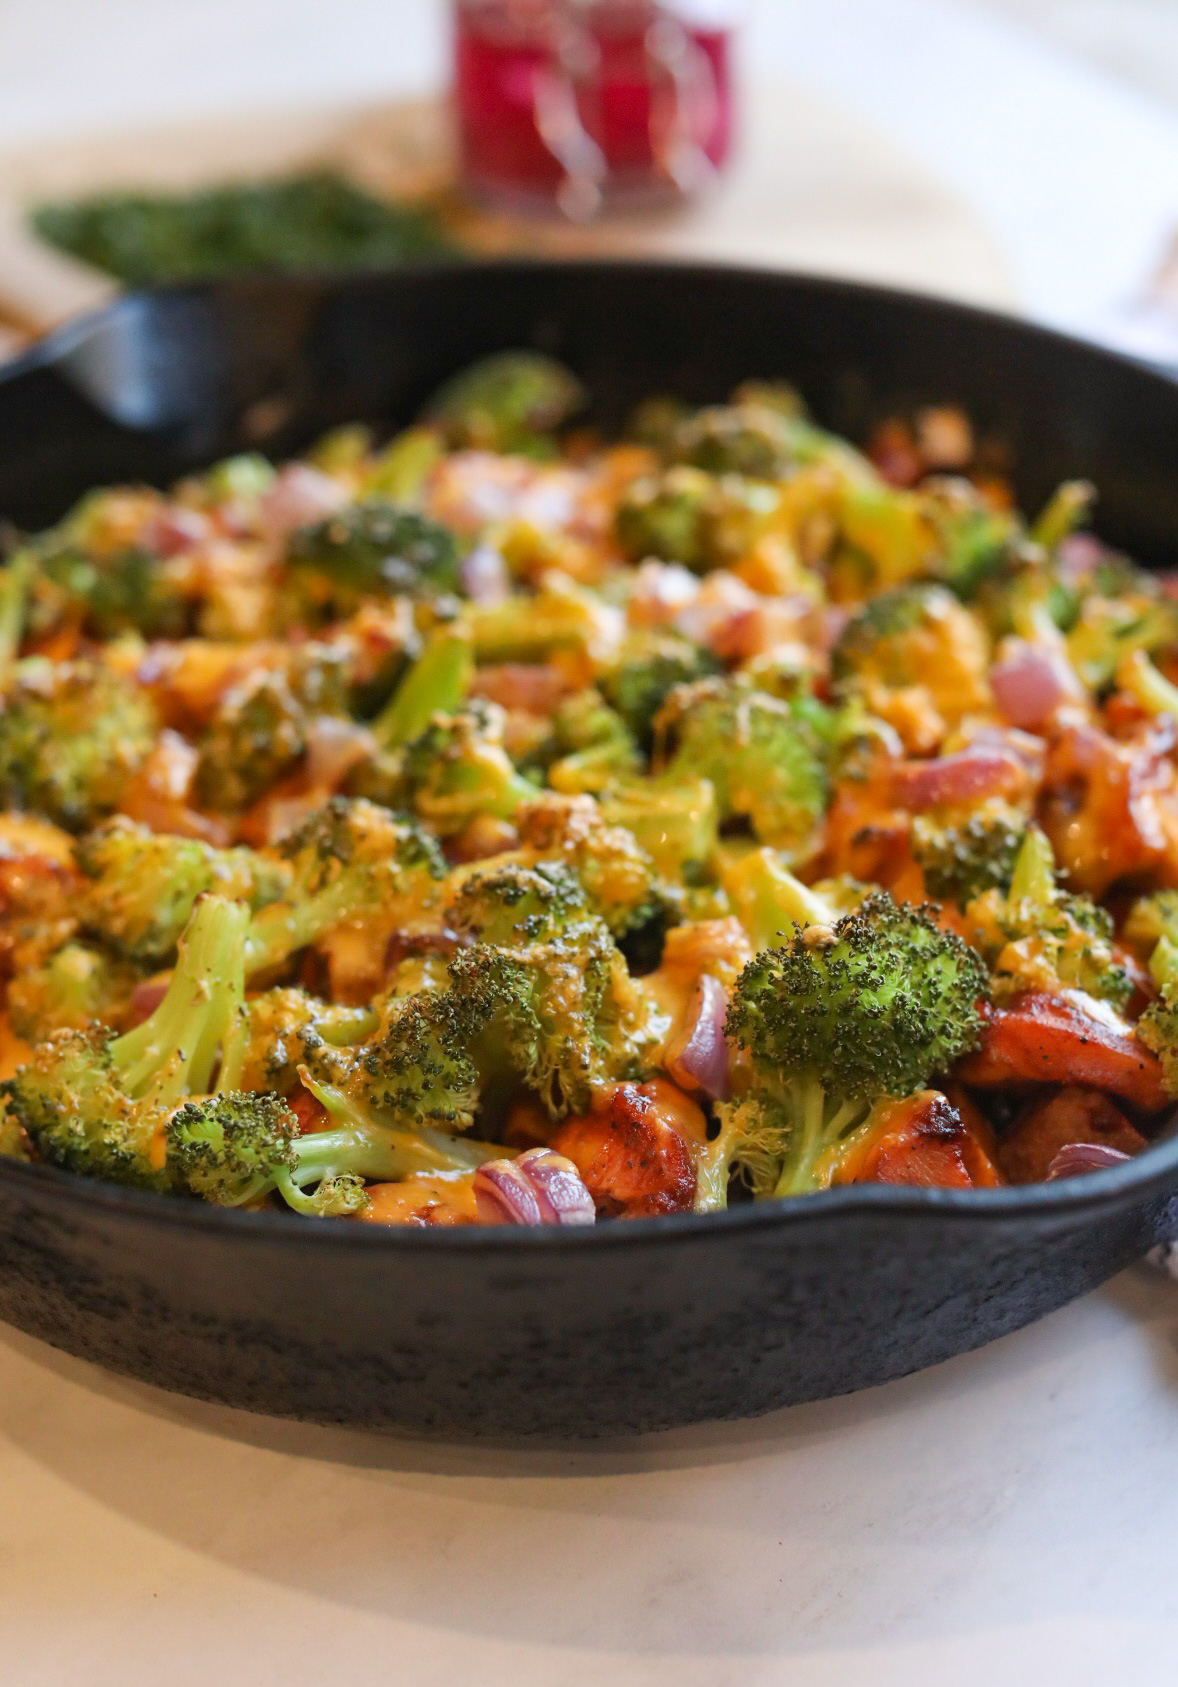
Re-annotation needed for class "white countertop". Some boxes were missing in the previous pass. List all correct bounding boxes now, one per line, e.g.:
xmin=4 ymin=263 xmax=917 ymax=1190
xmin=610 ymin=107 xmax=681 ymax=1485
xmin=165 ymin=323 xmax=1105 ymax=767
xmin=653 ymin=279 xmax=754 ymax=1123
xmin=3 ymin=3 xmax=1178 ymax=1682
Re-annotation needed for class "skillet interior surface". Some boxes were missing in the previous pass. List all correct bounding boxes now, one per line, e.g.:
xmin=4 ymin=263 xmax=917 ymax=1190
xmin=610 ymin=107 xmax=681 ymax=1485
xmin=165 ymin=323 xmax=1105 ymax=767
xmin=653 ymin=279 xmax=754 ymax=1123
xmin=1 ymin=260 xmax=1177 ymax=1437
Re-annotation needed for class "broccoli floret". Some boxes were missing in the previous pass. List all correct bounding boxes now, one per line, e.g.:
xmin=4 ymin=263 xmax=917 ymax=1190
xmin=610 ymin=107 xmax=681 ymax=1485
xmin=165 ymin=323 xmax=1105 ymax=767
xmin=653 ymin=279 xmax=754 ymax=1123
xmin=832 ymin=582 xmax=989 ymax=711
xmin=448 ymin=914 xmax=658 ymax=1119
xmin=36 ymin=541 xmax=189 ymax=640
xmin=217 ymin=986 xmax=378 ymax=1094
xmin=194 ymin=669 xmax=308 ymax=812
xmin=445 ymin=861 xmax=590 ymax=948
xmin=655 ymin=677 xmax=830 ymax=855
xmin=615 ymin=466 xmax=717 ymax=569
xmin=246 ymin=797 xmax=446 ymax=974
xmin=76 ymin=817 xmax=288 ymax=964
xmin=598 ymin=634 xmax=724 ymax=752
xmin=3 ymin=894 xmax=248 ymax=1188
xmin=6 ymin=940 xmax=139 ymax=1041
xmin=715 ymin=845 xmax=864 ymax=954
xmin=665 ymin=402 xmax=794 ymax=480
xmin=286 ymin=498 xmax=460 ymax=619
xmin=513 ymin=791 xmax=660 ymax=938
xmin=911 ymin=809 xmax=1026 ymax=906
xmin=399 ymin=700 xmax=538 ymax=836
xmin=963 ymin=825 xmax=1131 ymax=1008
xmin=599 ymin=774 xmax=719 ymax=881
xmin=1127 ymin=900 xmax=1178 ymax=1096
xmin=547 ymin=689 xmax=641 ymax=795
xmin=424 ymin=351 xmax=585 ymax=454
xmin=166 ymin=1082 xmax=490 ymax=1217
xmin=696 ymin=892 xmax=987 ymax=1207
xmin=0 ymin=658 xmax=155 ymax=831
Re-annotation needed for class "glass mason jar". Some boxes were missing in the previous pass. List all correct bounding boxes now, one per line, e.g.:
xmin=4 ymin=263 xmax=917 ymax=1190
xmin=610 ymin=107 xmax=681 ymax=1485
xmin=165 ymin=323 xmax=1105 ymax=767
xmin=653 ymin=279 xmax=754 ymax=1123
xmin=452 ymin=0 xmax=741 ymax=220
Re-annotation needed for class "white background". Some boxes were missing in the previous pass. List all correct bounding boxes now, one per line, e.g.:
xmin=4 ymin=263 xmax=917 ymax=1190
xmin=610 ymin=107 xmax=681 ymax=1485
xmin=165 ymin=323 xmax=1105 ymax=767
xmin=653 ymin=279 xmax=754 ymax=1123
xmin=3 ymin=4 xmax=1178 ymax=1683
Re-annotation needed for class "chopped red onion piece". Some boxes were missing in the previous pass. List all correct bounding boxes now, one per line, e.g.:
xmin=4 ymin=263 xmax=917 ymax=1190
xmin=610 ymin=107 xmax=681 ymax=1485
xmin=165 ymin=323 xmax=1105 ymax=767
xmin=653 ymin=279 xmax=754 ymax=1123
xmin=664 ymin=974 xmax=731 ymax=1101
xmin=459 ymin=544 xmax=510 ymax=604
xmin=144 ymin=505 xmax=212 ymax=557
xmin=1046 ymin=1142 xmax=1132 ymax=1180
xmin=473 ymin=1148 xmax=596 ymax=1226
xmin=991 ymin=639 xmax=1081 ymax=730
xmin=259 ymin=464 xmax=346 ymax=538
xmin=128 ymin=978 xmax=169 ymax=1026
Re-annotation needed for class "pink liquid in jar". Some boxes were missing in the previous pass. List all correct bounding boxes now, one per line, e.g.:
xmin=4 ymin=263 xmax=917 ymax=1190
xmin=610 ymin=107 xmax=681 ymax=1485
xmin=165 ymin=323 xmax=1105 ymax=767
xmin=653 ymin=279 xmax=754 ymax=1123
xmin=453 ymin=0 xmax=737 ymax=217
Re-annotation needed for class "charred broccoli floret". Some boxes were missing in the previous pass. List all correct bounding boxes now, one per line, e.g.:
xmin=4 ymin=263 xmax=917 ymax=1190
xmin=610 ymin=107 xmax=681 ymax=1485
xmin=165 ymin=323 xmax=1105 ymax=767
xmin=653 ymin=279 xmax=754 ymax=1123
xmin=447 ymin=909 xmax=658 ymax=1119
xmin=286 ymin=498 xmax=460 ymax=619
xmin=424 ymin=351 xmax=585 ymax=454
xmin=664 ymin=401 xmax=795 ymax=480
xmin=963 ymin=825 xmax=1131 ymax=1007
xmin=246 ymin=797 xmax=446 ymax=974
xmin=654 ymin=677 xmax=831 ymax=855
xmin=697 ymin=892 xmax=987 ymax=1207
xmin=2 ymin=895 xmax=248 ymax=1188
xmin=512 ymin=791 xmax=660 ymax=938
xmin=217 ymin=986 xmax=378 ymax=1094
xmin=911 ymin=808 xmax=1026 ymax=906
xmin=0 ymin=658 xmax=155 ymax=831
xmin=76 ymin=818 xmax=288 ymax=964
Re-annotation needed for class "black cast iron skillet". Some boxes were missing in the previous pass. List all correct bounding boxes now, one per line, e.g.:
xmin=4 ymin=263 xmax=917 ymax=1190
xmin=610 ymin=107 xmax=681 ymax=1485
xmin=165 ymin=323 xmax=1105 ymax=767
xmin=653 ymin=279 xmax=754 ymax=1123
xmin=1 ymin=261 xmax=1177 ymax=1439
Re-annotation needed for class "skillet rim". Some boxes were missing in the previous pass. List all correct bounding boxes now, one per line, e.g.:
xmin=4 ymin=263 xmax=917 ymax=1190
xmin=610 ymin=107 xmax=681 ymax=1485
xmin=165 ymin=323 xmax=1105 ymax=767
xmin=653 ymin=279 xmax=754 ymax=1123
xmin=2 ymin=255 xmax=1178 ymax=1251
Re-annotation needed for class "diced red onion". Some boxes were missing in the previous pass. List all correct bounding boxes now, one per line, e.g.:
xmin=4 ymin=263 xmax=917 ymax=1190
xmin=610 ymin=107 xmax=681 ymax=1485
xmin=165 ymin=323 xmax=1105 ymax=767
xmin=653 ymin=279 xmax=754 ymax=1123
xmin=664 ymin=974 xmax=731 ymax=1101
xmin=1046 ymin=1142 xmax=1132 ymax=1180
xmin=459 ymin=544 xmax=510 ymax=604
xmin=991 ymin=638 xmax=1082 ymax=730
xmin=259 ymin=464 xmax=346 ymax=538
xmin=889 ymin=747 xmax=1027 ymax=811
xmin=143 ymin=505 xmax=212 ymax=557
xmin=473 ymin=1147 xmax=596 ymax=1226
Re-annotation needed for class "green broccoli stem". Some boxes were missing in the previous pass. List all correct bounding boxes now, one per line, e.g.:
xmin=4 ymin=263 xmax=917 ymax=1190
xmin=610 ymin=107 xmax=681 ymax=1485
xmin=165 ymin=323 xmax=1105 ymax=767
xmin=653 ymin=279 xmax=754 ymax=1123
xmin=1118 ymin=648 xmax=1178 ymax=725
xmin=694 ymin=1115 xmax=741 ymax=1212
xmin=1007 ymin=824 xmax=1056 ymax=909
xmin=363 ymin=426 xmax=444 ymax=502
xmin=296 ymin=1068 xmax=505 ymax=1187
xmin=1030 ymin=479 xmax=1094 ymax=551
xmin=0 ymin=550 xmax=33 ymax=679
xmin=717 ymin=846 xmax=836 ymax=952
xmin=771 ymin=1085 xmax=863 ymax=1197
xmin=373 ymin=627 xmax=473 ymax=749
xmin=111 ymin=895 xmax=248 ymax=1103
xmin=244 ymin=875 xmax=359 ymax=976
